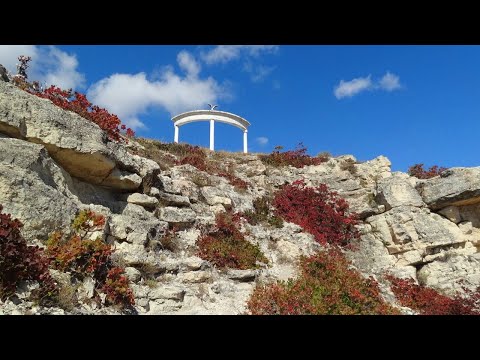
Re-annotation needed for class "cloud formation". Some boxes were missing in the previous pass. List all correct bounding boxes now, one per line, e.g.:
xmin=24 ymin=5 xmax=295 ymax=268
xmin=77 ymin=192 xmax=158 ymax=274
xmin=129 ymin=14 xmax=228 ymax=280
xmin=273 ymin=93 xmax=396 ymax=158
xmin=256 ymin=137 xmax=269 ymax=146
xmin=334 ymin=75 xmax=373 ymax=99
xmin=379 ymin=71 xmax=401 ymax=91
xmin=243 ymin=61 xmax=276 ymax=83
xmin=201 ymin=45 xmax=279 ymax=65
xmin=334 ymin=72 xmax=402 ymax=99
xmin=0 ymin=45 xmax=85 ymax=89
xmin=87 ymin=51 xmax=227 ymax=130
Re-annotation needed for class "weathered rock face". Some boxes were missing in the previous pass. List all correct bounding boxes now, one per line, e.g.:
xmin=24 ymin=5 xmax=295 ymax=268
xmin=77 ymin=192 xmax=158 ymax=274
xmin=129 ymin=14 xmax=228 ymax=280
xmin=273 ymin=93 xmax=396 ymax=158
xmin=2 ymin=81 xmax=480 ymax=315
xmin=0 ymin=81 xmax=157 ymax=190
xmin=418 ymin=167 xmax=480 ymax=209
xmin=375 ymin=173 xmax=424 ymax=211
xmin=0 ymin=65 xmax=9 ymax=82
xmin=0 ymin=138 xmax=79 ymax=240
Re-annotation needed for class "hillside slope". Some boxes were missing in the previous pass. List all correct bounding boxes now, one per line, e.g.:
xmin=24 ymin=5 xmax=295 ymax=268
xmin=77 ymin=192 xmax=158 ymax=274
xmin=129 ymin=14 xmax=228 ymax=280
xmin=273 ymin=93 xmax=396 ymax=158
xmin=1 ymin=80 xmax=479 ymax=315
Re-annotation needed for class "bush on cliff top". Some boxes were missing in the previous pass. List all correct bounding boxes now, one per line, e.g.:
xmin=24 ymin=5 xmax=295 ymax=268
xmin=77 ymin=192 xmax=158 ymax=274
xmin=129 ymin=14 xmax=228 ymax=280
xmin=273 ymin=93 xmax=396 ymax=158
xmin=260 ymin=143 xmax=327 ymax=169
xmin=33 ymin=86 xmax=134 ymax=143
xmin=408 ymin=163 xmax=448 ymax=179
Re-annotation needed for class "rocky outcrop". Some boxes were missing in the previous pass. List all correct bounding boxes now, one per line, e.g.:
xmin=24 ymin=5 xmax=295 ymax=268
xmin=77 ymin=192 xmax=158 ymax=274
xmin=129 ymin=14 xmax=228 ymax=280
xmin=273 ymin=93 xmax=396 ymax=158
xmin=0 ymin=138 xmax=79 ymax=240
xmin=2 ymin=80 xmax=480 ymax=315
xmin=418 ymin=167 xmax=480 ymax=209
xmin=0 ymin=65 xmax=9 ymax=82
xmin=0 ymin=81 xmax=157 ymax=190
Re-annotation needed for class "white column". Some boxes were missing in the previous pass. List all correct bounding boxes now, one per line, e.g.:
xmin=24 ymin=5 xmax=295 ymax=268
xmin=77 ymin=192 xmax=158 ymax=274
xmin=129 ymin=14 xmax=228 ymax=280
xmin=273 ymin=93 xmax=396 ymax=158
xmin=243 ymin=129 xmax=248 ymax=154
xmin=209 ymin=119 xmax=215 ymax=151
xmin=174 ymin=125 xmax=179 ymax=143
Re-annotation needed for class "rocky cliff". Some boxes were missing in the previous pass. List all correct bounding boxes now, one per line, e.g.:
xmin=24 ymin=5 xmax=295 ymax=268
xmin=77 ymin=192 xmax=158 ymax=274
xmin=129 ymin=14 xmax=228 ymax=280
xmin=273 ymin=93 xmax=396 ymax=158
xmin=1 ymin=80 xmax=479 ymax=315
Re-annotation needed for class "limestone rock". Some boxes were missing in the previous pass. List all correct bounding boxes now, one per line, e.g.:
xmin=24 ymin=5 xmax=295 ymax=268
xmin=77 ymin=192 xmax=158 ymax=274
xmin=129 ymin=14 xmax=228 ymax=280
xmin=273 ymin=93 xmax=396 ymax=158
xmin=375 ymin=173 xmax=424 ymax=210
xmin=0 ymin=139 xmax=78 ymax=241
xmin=417 ymin=253 xmax=480 ymax=295
xmin=125 ymin=267 xmax=142 ymax=282
xmin=103 ymin=170 xmax=142 ymax=191
xmin=418 ymin=167 xmax=480 ymax=209
xmin=0 ymin=64 xmax=9 ymax=82
xmin=178 ymin=271 xmax=211 ymax=283
xmin=0 ymin=81 xmax=160 ymax=190
xmin=438 ymin=206 xmax=462 ymax=224
xmin=148 ymin=286 xmax=186 ymax=301
xmin=157 ymin=192 xmax=191 ymax=207
xmin=226 ymin=269 xmax=257 ymax=282
xmin=157 ymin=206 xmax=196 ymax=224
xmin=200 ymin=186 xmax=232 ymax=207
xmin=109 ymin=205 xmax=168 ymax=247
xmin=182 ymin=257 xmax=206 ymax=271
xmin=127 ymin=193 xmax=159 ymax=209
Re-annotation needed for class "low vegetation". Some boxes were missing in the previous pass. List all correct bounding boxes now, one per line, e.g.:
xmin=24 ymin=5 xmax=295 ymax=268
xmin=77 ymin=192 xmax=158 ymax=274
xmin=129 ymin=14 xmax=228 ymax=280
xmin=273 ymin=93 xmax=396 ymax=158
xmin=273 ymin=179 xmax=359 ymax=247
xmin=241 ymin=196 xmax=283 ymax=228
xmin=135 ymin=138 xmax=250 ymax=191
xmin=197 ymin=211 xmax=268 ymax=269
xmin=0 ymin=206 xmax=134 ymax=311
xmin=387 ymin=275 xmax=480 ymax=315
xmin=408 ymin=163 xmax=448 ymax=179
xmin=248 ymin=249 xmax=398 ymax=315
xmin=46 ymin=210 xmax=135 ymax=310
xmin=260 ymin=143 xmax=327 ymax=168
xmin=0 ymin=205 xmax=57 ymax=305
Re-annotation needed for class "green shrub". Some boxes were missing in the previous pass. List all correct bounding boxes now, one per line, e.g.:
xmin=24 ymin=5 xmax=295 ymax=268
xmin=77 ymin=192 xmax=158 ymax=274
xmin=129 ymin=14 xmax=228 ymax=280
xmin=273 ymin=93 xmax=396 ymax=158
xmin=197 ymin=212 xmax=268 ymax=269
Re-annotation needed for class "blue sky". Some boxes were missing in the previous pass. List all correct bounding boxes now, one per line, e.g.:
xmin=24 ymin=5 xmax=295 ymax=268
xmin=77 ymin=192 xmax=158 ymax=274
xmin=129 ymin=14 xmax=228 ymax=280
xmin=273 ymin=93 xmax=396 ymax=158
xmin=0 ymin=45 xmax=479 ymax=171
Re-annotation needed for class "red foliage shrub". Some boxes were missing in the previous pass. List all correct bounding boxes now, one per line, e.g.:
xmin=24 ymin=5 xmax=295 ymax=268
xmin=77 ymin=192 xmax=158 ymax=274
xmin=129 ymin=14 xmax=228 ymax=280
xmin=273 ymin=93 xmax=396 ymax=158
xmin=217 ymin=172 xmax=249 ymax=191
xmin=46 ymin=210 xmax=135 ymax=309
xmin=0 ymin=205 xmax=57 ymax=303
xmin=197 ymin=211 xmax=268 ymax=269
xmin=248 ymin=249 xmax=398 ymax=315
xmin=32 ymin=86 xmax=134 ymax=143
xmin=102 ymin=267 xmax=135 ymax=307
xmin=47 ymin=233 xmax=113 ymax=283
xmin=179 ymin=154 xmax=208 ymax=171
xmin=273 ymin=179 xmax=359 ymax=247
xmin=260 ymin=143 xmax=327 ymax=168
xmin=408 ymin=164 xmax=448 ymax=179
xmin=387 ymin=275 xmax=480 ymax=315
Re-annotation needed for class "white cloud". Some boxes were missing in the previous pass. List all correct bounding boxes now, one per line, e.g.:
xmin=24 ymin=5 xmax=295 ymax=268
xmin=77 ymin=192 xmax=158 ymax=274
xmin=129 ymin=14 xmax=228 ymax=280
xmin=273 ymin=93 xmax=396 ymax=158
xmin=87 ymin=54 xmax=228 ymax=130
xmin=256 ymin=137 xmax=269 ymax=146
xmin=177 ymin=50 xmax=201 ymax=78
xmin=0 ymin=45 xmax=85 ymax=90
xmin=379 ymin=71 xmax=401 ymax=91
xmin=243 ymin=61 xmax=275 ymax=83
xmin=201 ymin=45 xmax=279 ymax=65
xmin=334 ymin=72 xmax=402 ymax=99
xmin=334 ymin=75 xmax=373 ymax=99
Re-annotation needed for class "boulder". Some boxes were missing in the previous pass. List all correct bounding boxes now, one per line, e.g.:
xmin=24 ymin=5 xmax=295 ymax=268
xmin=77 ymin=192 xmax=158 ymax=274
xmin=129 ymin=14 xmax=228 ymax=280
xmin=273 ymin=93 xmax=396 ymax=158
xmin=200 ymin=186 xmax=232 ymax=207
xmin=418 ymin=167 xmax=480 ymax=209
xmin=375 ymin=173 xmax=424 ymax=210
xmin=417 ymin=253 xmax=480 ymax=295
xmin=127 ymin=193 xmax=159 ymax=209
xmin=0 ymin=139 xmax=78 ymax=241
xmin=156 ymin=207 xmax=196 ymax=224
xmin=0 ymin=64 xmax=9 ymax=82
